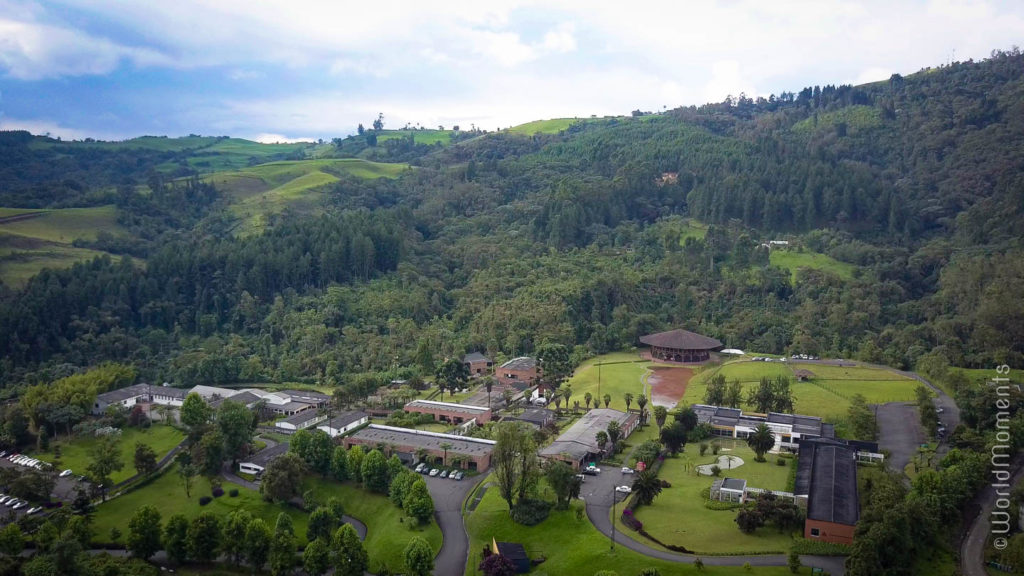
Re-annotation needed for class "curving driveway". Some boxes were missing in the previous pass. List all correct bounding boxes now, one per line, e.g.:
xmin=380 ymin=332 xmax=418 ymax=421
xmin=423 ymin=473 xmax=488 ymax=576
xmin=580 ymin=467 xmax=847 ymax=575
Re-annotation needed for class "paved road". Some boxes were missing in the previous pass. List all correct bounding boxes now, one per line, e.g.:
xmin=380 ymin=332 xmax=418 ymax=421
xmin=962 ymin=454 xmax=1024 ymax=576
xmin=875 ymin=403 xmax=924 ymax=474
xmin=424 ymin=472 xmax=487 ymax=576
xmin=580 ymin=465 xmax=847 ymax=575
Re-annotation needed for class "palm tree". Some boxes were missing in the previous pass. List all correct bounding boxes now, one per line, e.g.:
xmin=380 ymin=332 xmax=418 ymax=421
xmin=440 ymin=442 xmax=453 ymax=466
xmin=747 ymin=423 xmax=776 ymax=462
xmin=563 ymin=387 xmax=573 ymax=413
xmin=636 ymin=394 xmax=648 ymax=425
xmin=653 ymin=405 xmax=668 ymax=431
xmin=624 ymin=393 xmax=634 ymax=412
xmin=595 ymin=430 xmax=609 ymax=453
xmin=632 ymin=470 xmax=663 ymax=505
xmin=584 ymin=392 xmax=593 ymax=410
xmin=603 ymin=394 xmax=611 ymax=409
xmin=485 ymin=377 xmax=494 ymax=411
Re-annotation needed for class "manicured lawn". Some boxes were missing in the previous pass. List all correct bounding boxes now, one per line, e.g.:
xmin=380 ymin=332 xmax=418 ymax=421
xmin=92 ymin=464 xmax=307 ymax=544
xmin=33 ymin=425 xmax=185 ymax=484
xmin=622 ymin=442 xmax=796 ymax=555
xmin=565 ymin=352 xmax=660 ymax=411
xmin=465 ymin=473 xmax=806 ymax=575
xmin=304 ymin=477 xmax=442 ymax=574
xmin=770 ymin=249 xmax=857 ymax=281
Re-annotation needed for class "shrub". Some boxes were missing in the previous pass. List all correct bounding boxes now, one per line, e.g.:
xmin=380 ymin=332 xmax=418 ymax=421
xmin=510 ymin=499 xmax=552 ymax=526
xmin=198 ymin=496 xmax=212 ymax=506
xmin=710 ymin=465 xmax=721 ymax=477
xmin=229 ymin=489 xmax=239 ymax=497
xmin=212 ymin=487 xmax=224 ymax=498
xmin=699 ymin=442 xmax=709 ymax=456
xmin=711 ymin=443 xmax=720 ymax=455
xmin=776 ymin=458 xmax=786 ymax=467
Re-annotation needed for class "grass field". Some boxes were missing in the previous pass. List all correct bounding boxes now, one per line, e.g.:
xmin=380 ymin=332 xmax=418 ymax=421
xmin=33 ymin=425 xmax=185 ymax=484
xmin=91 ymin=464 xmax=307 ymax=543
xmin=206 ymin=159 xmax=409 ymax=232
xmin=0 ymin=205 xmax=130 ymax=287
xmin=769 ymin=250 xmax=857 ymax=281
xmin=465 ymin=474 xmax=806 ymax=575
xmin=791 ymin=105 xmax=883 ymax=135
xmin=682 ymin=359 xmax=919 ymax=424
xmin=564 ymin=352 xmax=658 ymax=411
xmin=506 ymin=118 xmax=581 ymax=135
xmin=622 ymin=442 xmax=796 ymax=554
xmin=305 ymin=478 xmax=442 ymax=573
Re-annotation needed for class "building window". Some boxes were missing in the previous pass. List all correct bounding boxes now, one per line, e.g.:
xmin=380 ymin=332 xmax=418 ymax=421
xmin=810 ymin=528 xmax=820 ymax=537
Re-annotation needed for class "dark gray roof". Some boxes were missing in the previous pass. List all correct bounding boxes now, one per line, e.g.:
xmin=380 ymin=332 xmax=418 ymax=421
xmin=722 ymin=478 xmax=747 ymax=491
xmin=495 ymin=542 xmax=528 ymax=562
xmin=245 ymin=442 xmax=290 ymax=467
xmin=321 ymin=411 xmax=368 ymax=430
xmin=279 ymin=401 xmax=316 ymax=413
xmin=639 ymin=329 xmax=723 ymax=351
xmin=349 ymin=425 xmax=496 ymax=456
xmin=511 ymin=408 xmax=555 ymax=427
xmin=96 ymin=384 xmax=150 ymax=404
xmin=224 ymin=391 xmax=262 ymax=406
xmin=280 ymin=389 xmax=330 ymax=402
xmin=500 ymin=357 xmax=537 ymax=371
xmin=280 ymin=410 xmax=325 ymax=427
xmin=695 ymin=404 xmax=830 ymax=437
xmin=406 ymin=399 xmax=489 ymax=415
xmin=797 ymin=438 xmax=859 ymax=526
xmin=463 ymin=352 xmax=491 ymax=363
xmin=540 ymin=409 xmax=637 ymax=461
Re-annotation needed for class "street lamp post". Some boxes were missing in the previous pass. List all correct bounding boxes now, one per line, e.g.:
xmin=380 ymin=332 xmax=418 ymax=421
xmin=611 ymin=486 xmax=616 ymax=551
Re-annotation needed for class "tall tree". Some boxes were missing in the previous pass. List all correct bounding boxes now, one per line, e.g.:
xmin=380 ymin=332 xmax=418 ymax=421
xmin=543 ymin=460 xmax=579 ymax=509
xmin=435 ymin=358 xmax=470 ymax=400
xmin=217 ymin=400 xmax=255 ymax=462
xmin=603 ymin=394 xmax=611 ymax=408
xmin=244 ymin=518 xmax=272 ymax=573
xmin=163 ymin=514 xmax=190 ymax=565
xmin=404 ymin=536 xmax=435 ymax=576
xmin=636 ymin=393 xmax=648 ymax=424
xmin=632 ymin=469 xmax=663 ymax=505
xmin=220 ymin=509 xmax=252 ymax=567
xmin=261 ymin=452 xmax=307 ymax=503
xmin=361 ymin=449 xmax=390 ymax=493
xmin=303 ymin=537 xmax=331 ymax=576
xmin=332 ymin=523 xmax=368 ymax=576
xmin=653 ymin=405 xmax=668 ymax=431
xmin=403 ymin=478 xmax=435 ymax=524
xmin=623 ymin=392 xmax=634 ymax=412
xmin=307 ymin=430 xmax=334 ymax=476
xmin=127 ymin=505 xmax=162 ymax=560
xmin=181 ymin=393 xmax=212 ymax=436
xmin=269 ymin=513 xmax=296 ymax=576
xmin=85 ymin=434 xmax=123 ymax=496
xmin=133 ymin=442 xmax=158 ymax=477
xmin=492 ymin=422 xmax=538 ymax=511
xmin=536 ymin=342 xmax=571 ymax=390
xmin=187 ymin=512 xmax=222 ymax=563
xmin=660 ymin=421 xmax=687 ymax=456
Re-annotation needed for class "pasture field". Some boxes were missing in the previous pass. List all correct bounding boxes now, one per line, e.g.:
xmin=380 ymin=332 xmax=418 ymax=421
xmin=33 ymin=425 xmax=185 ymax=485
xmin=769 ymin=249 xmax=858 ymax=281
xmin=564 ymin=352 xmax=657 ymax=411
xmin=0 ymin=205 xmax=125 ymax=243
xmin=206 ymin=159 xmax=409 ymax=232
xmin=305 ymin=478 xmax=442 ymax=574
xmin=506 ymin=118 xmax=581 ymax=135
xmin=91 ymin=464 xmax=307 ymax=543
xmin=465 ymin=474 xmax=805 ymax=575
xmin=623 ymin=442 xmax=795 ymax=555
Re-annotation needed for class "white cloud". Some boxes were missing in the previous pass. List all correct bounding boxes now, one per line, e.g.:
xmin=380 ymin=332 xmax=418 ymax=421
xmin=251 ymin=133 xmax=316 ymax=144
xmin=853 ymin=67 xmax=892 ymax=85
xmin=542 ymin=23 xmax=577 ymax=53
xmin=0 ymin=17 xmax=169 ymax=80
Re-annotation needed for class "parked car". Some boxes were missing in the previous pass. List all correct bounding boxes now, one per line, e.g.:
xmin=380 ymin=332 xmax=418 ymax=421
xmin=439 ymin=470 xmax=449 ymax=478
xmin=60 ymin=469 xmax=73 ymax=478
xmin=11 ymin=501 xmax=26 ymax=510
xmin=26 ymin=507 xmax=40 ymax=515
xmin=414 ymin=463 xmax=426 ymax=473
xmin=615 ymin=485 xmax=632 ymax=494
xmin=455 ymin=471 xmax=464 ymax=480
xmin=621 ymin=467 xmax=634 ymax=474
xmin=449 ymin=470 xmax=459 ymax=480
xmin=585 ymin=465 xmax=601 ymax=474
xmin=936 ymin=407 xmax=945 ymax=414
xmin=575 ymin=474 xmax=585 ymax=483
xmin=429 ymin=469 xmax=439 ymax=477
xmin=5 ymin=499 xmax=19 ymax=507
xmin=6 ymin=453 xmax=19 ymax=461
xmin=0 ymin=496 xmax=10 ymax=505
xmin=0 ymin=451 xmax=7 ymax=458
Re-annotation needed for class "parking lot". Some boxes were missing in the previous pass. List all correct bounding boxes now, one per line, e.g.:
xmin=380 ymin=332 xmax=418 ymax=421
xmin=0 ymin=451 xmax=87 ymax=522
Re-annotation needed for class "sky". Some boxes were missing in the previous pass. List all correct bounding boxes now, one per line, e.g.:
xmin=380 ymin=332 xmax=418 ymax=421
xmin=1 ymin=0 xmax=1022 ymax=142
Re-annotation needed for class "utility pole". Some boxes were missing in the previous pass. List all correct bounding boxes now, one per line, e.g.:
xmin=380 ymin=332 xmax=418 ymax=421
xmin=611 ymin=486 xmax=616 ymax=551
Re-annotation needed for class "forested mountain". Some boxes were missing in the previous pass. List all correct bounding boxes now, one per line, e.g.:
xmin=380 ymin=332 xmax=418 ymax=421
xmin=1 ymin=49 xmax=1022 ymax=394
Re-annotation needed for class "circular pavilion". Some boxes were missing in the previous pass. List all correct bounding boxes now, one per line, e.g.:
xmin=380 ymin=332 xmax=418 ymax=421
xmin=639 ymin=328 xmax=723 ymax=363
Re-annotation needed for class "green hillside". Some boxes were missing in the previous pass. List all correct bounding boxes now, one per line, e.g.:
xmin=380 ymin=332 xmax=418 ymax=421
xmin=507 ymin=118 xmax=581 ymax=135
xmin=208 ymin=159 xmax=409 ymax=232
xmin=769 ymin=249 xmax=858 ymax=281
xmin=0 ymin=205 xmax=128 ymax=287
xmin=376 ymin=129 xmax=452 ymax=146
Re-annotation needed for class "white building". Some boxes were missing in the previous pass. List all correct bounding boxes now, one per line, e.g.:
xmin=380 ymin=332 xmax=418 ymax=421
xmin=275 ymin=410 xmax=328 ymax=432
xmin=316 ymin=411 xmax=370 ymax=438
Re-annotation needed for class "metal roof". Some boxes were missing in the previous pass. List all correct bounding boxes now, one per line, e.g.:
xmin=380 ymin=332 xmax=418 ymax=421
xmin=639 ymin=329 xmax=723 ymax=351
xmin=96 ymin=384 xmax=153 ymax=404
xmin=279 ymin=409 xmax=324 ymax=427
xmin=796 ymin=438 xmax=859 ymax=526
xmin=500 ymin=357 xmax=537 ymax=371
xmin=348 ymin=424 xmax=496 ymax=456
xmin=463 ymin=352 xmax=491 ymax=363
xmin=721 ymin=478 xmax=747 ymax=491
xmin=320 ymin=411 xmax=368 ymax=430
xmin=405 ymin=399 xmax=490 ymax=415
xmin=244 ymin=442 xmax=290 ymax=468
xmin=539 ymin=409 xmax=636 ymax=461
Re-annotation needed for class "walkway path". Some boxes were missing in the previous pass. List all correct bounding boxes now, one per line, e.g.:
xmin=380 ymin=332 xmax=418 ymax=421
xmin=424 ymin=473 xmax=487 ymax=576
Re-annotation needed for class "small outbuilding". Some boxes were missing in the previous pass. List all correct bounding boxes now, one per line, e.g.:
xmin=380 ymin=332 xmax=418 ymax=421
xmin=793 ymin=369 xmax=816 ymax=382
xmin=491 ymin=539 xmax=530 ymax=574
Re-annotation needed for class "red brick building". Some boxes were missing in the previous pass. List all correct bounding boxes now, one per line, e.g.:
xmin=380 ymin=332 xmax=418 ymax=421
xmin=496 ymin=356 xmax=539 ymax=387
xmin=404 ymin=399 xmax=492 ymax=424
xmin=463 ymin=352 xmax=493 ymax=376
xmin=343 ymin=424 xmax=496 ymax=471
